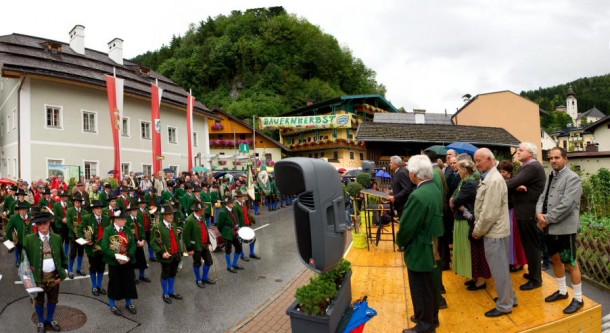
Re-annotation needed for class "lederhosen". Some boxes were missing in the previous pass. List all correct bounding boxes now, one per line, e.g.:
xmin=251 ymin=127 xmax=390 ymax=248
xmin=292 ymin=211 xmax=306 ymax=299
xmin=35 ymin=236 xmax=60 ymax=306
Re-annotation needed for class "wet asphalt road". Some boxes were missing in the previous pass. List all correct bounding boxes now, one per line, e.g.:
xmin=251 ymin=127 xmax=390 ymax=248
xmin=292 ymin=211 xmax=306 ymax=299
xmin=0 ymin=205 xmax=305 ymax=333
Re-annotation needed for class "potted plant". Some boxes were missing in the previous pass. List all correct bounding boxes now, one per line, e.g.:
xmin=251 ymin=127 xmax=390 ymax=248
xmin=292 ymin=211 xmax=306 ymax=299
xmin=286 ymin=259 xmax=352 ymax=333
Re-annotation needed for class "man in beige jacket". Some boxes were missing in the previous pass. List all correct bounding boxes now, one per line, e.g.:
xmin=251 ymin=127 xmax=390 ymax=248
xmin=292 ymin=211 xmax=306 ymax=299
xmin=473 ymin=148 xmax=517 ymax=317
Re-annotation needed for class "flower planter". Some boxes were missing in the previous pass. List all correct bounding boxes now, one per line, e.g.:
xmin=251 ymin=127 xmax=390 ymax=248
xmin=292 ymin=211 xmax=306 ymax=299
xmin=286 ymin=270 xmax=352 ymax=333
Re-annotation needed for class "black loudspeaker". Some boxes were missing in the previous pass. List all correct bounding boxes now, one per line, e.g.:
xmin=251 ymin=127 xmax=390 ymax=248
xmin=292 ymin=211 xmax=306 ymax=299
xmin=275 ymin=157 xmax=347 ymax=273
xmin=362 ymin=160 xmax=375 ymax=173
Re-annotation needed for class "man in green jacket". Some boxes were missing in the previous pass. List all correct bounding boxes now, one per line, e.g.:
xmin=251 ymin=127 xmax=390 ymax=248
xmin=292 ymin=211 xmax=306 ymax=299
xmin=66 ymin=194 xmax=86 ymax=278
xmin=52 ymin=190 xmax=71 ymax=256
xmin=217 ymin=198 xmax=244 ymax=273
xmin=78 ymin=200 xmax=110 ymax=296
xmin=150 ymin=204 xmax=183 ymax=304
xmin=396 ymin=155 xmax=443 ymax=333
xmin=183 ymin=201 xmax=215 ymax=287
xmin=22 ymin=210 xmax=67 ymax=333
xmin=6 ymin=201 xmax=34 ymax=266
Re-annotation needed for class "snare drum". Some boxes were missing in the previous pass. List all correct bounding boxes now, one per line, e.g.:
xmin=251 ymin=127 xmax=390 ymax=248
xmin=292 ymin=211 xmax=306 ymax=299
xmin=208 ymin=230 xmax=218 ymax=252
xmin=208 ymin=226 xmax=224 ymax=252
xmin=237 ymin=226 xmax=256 ymax=244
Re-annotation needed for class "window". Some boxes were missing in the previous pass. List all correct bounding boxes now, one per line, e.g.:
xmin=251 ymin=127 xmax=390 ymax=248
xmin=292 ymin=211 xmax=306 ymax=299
xmin=46 ymin=106 xmax=62 ymax=129
xmin=11 ymin=109 xmax=16 ymax=130
xmin=84 ymin=161 xmax=98 ymax=179
xmin=320 ymin=152 xmax=325 ymax=157
xmin=265 ymin=153 xmax=272 ymax=161
xmin=82 ymin=111 xmax=96 ymax=133
xmin=169 ymin=165 xmax=178 ymax=174
xmin=168 ymin=127 xmax=177 ymax=144
xmin=142 ymin=164 xmax=152 ymax=177
xmin=122 ymin=117 xmax=130 ymax=137
xmin=350 ymin=152 xmax=355 ymax=160
xmin=121 ymin=163 xmax=130 ymax=175
xmin=141 ymin=121 xmax=151 ymax=140
xmin=193 ymin=132 xmax=199 ymax=147
xmin=360 ymin=153 xmax=364 ymax=160
xmin=333 ymin=151 xmax=339 ymax=160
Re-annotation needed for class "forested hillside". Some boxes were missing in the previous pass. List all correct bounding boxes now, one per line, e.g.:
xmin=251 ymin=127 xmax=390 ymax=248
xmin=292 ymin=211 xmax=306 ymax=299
xmin=132 ymin=6 xmax=386 ymax=119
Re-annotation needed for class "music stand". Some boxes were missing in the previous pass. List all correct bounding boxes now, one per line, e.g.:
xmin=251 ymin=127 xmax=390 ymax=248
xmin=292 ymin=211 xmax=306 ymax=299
xmin=360 ymin=189 xmax=395 ymax=251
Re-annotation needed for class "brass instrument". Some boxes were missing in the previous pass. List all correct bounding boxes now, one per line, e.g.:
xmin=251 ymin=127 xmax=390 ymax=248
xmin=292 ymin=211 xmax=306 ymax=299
xmin=149 ymin=206 xmax=157 ymax=221
xmin=176 ymin=226 xmax=183 ymax=236
xmin=153 ymin=227 xmax=169 ymax=254
xmin=109 ymin=234 xmax=126 ymax=254
xmin=11 ymin=228 xmax=19 ymax=245
xmin=84 ymin=225 xmax=101 ymax=252
xmin=72 ymin=215 xmax=79 ymax=235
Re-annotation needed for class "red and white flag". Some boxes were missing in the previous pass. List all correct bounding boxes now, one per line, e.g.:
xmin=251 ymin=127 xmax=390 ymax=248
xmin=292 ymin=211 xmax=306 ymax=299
xmin=186 ymin=93 xmax=195 ymax=171
xmin=105 ymin=74 xmax=124 ymax=180
xmin=151 ymin=83 xmax=163 ymax=176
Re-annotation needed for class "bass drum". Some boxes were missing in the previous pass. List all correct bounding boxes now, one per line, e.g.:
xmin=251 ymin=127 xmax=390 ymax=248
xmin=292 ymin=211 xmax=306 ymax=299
xmin=208 ymin=226 xmax=225 ymax=252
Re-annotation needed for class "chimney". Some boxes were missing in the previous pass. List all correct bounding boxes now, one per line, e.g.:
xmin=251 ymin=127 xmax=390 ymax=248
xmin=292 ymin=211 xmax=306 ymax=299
xmin=413 ymin=109 xmax=426 ymax=124
xmin=108 ymin=38 xmax=124 ymax=65
xmin=69 ymin=25 xmax=85 ymax=55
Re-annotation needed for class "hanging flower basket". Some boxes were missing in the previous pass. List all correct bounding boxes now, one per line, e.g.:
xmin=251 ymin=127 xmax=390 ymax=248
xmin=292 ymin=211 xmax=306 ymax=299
xmin=219 ymin=160 xmax=227 ymax=165
xmin=266 ymin=160 xmax=275 ymax=166
xmin=212 ymin=123 xmax=224 ymax=131
xmin=247 ymin=140 xmax=254 ymax=145
xmin=256 ymin=160 xmax=262 ymax=166
xmin=234 ymin=161 xmax=242 ymax=166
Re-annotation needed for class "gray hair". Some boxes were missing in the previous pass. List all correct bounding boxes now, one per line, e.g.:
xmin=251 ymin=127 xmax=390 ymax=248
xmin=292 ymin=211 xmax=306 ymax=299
xmin=520 ymin=142 xmax=538 ymax=158
xmin=476 ymin=148 xmax=495 ymax=160
xmin=390 ymin=155 xmax=404 ymax=167
xmin=456 ymin=153 xmax=472 ymax=162
xmin=407 ymin=155 xmax=433 ymax=180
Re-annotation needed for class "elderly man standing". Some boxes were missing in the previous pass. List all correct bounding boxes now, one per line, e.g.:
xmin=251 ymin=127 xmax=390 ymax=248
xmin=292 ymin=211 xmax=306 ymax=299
xmin=388 ymin=155 xmax=413 ymax=218
xmin=506 ymin=142 xmax=547 ymax=290
xmin=536 ymin=147 xmax=584 ymax=314
xmin=473 ymin=148 xmax=517 ymax=317
xmin=397 ymin=155 xmax=443 ymax=333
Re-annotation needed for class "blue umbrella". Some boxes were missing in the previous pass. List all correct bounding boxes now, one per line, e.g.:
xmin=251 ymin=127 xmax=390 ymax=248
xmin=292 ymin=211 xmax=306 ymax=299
xmin=375 ymin=170 xmax=391 ymax=179
xmin=163 ymin=168 xmax=174 ymax=173
xmin=446 ymin=141 xmax=478 ymax=155
xmin=342 ymin=297 xmax=377 ymax=333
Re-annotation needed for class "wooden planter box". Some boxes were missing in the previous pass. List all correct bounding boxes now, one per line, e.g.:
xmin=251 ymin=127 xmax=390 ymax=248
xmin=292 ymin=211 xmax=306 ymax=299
xmin=286 ymin=270 xmax=352 ymax=333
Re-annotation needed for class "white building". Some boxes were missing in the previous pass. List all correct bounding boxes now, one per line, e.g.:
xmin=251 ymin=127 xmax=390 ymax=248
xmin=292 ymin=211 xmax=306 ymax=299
xmin=0 ymin=25 xmax=218 ymax=181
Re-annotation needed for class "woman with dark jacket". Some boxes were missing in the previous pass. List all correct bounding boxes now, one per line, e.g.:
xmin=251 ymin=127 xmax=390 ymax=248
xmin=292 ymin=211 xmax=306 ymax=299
xmin=450 ymin=159 xmax=491 ymax=290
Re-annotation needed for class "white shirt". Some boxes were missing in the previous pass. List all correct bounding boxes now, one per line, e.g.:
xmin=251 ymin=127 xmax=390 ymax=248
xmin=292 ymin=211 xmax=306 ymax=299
xmin=163 ymin=220 xmax=172 ymax=229
xmin=38 ymin=232 xmax=56 ymax=273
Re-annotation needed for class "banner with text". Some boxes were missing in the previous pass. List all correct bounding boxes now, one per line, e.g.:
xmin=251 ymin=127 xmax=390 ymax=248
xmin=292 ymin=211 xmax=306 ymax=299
xmin=259 ymin=114 xmax=352 ymax=130
xmin=105 ymin=74 xmax=124 ymax=180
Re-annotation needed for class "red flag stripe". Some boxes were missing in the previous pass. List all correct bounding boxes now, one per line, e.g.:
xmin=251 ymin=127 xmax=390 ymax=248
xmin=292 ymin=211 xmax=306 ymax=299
xmin=186 ymin=94 xmax=195 ymax=171
xmin=105 ymin=75 xmax=122 ymax=180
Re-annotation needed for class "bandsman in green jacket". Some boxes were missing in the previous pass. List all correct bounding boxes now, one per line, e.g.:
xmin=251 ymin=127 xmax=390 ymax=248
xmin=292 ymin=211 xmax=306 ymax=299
xmin=143 ymin=187 xmax=159 ymax=208
xmin=37 ymin=188 xmax=55 ymax=210
xmin=136 ymin=198 xmax=156 ymax=262
xmin=199 ymin=186 xmax=212 ymax=227
xmin=98 ymin=183 xmax=113 ymax=207
xmin=150 ymin=204 xmax=183 ymax=304
xmin=126 ymin=203 xmax=150 ymax=283
xmin=2 ymin=185 xmax=17 ymax=219
xmin=9 ymin=188 xmax=32 ymax=219
xmin=52 ymin=190 xmax=72 ymax=257
xmin=183 ymin=201 xmax=215 ymax=288
xmin=116 ymin=187 xmax=129 ymax=212
xmin=161 ymin=181 xmax=175 ymax=205
xmin=66 ymin=194 xmax=86 ymax=279
xmin=217 ymin=197 xmax=244 ymax=273
xmin=78 ymin=200 xmax=110 ymax=296
xmin=22 ymin=210 xmax=67 ymax=333
xmin=6 ymin=201 xmax=34 ymax=266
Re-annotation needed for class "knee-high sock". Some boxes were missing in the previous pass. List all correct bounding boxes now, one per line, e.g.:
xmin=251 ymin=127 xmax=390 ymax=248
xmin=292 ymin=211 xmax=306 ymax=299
xmin=193 ymin=267 xmax=201 ymax=281
xmin=147 ymin=245 xmax=155 ymax=259
xmin=125 ymin=299 xmax=132 ymax=306
xmin=139 ymin=269 xmax=146 ymax=278
xmin=232 ymin=253 xmax=240 ymax=267
xmin=225 ymin=254 xmax=231 ymax=269
xmin=168 ymin=277 xmax=176 ymax=294
xmin=68 ymin=258 xmax=75 ymax=272
xmin=96 ymin=272 xmax=104 ymax=289
xmin=46 ymin=303 xmax=56 ymax=322
xmin=203 ymin=265 xmax=210 ymax=281
xmin=254 ymin=204 xmax=259 ymax=214
xmin=90 ymin=273 xmax=97 ymax=288
xmin=77 ymin=256 xmax=83 ymax=271
xmin=15 ymin=250 xmax=21 ymax=264
xmin=205 ymin=217 xmax=211 ymax=228
xmin=35 ymin=304 xmax=45 ymax=323
xmin=250 ymin=242 xmax=256 ymax=256
xmin=161 ymin=279 xmax=169 ymax=295
xmin=63 ymin=242 xmax=69 ymax=255
xmin=108 ymin=298 xmax=116 ymax=308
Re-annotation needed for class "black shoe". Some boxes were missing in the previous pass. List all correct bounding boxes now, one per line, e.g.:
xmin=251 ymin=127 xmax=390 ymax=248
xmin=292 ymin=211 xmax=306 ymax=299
xmin=163 ymin=295 xmax=172 ymax=304
xmin=509 ymin=265 xmax=523 ymax=272
xmin=240 ymin=256 xmax=250 ymax=262
xmin=493 ymin=297 xmax=518 ymax=307
xmin=227 ymin=267 xmax=237 ymax=273
xmin=169 ymin=293 xmax=183 ymax=300
xmin=233 ymin=265 xmax=244 ymax=270
xmin=126 ymin=304 xmax=137 ymax=314
xmin=520 ymin=281 xmax=542 ymax=291
xmin=541 ymin=262 xmax=550 ymax=271
xmin=68 ymin=272 xmax=74 ymax=279
xmin=485 ymin=308 xmax=511 ymax=317
xmin=545 ymin=290 xmax=569 ymax=303
xmin=134 ymin=279 xmax=139 ymax=285
xmin=92 ymin=288 xmax=100 ymax=296
xmin=250 ymin=254 xmax=261 ymax=260
xmin=464 ymin=280 xmax=476 ymax=286
xmin=203 ymin=279 xmax=216 ymax=285
xmin=47 ymin=321 xmax=60 ymax=332
xmin=139 ymin=276 xmax=151 ymax=283
xmin=467 ymin=282 xmax=486 ymax=291
xmin=440 ymin=285 xmax=446 ymax=294
xmin=196 ymin=281 xmax=205 ymax=288
xmin=523 ymin=273 xmax=531 ymax=280
xmin=563 ymin=299 xmax=583 ymax=314
xmin=37 ymin=322 xmax=45 ymax=333
xmin=99 ymin=287 xmax=107 ymax=295
xmin=110 ymin=306 xmax=122 ymax=316
xmin=76 ymin=270 xmax=86 ymax=276
xmin=409 ymin=315 xmax=440 ymax=328
xmin=438 ymin=298 xmax=448 ymax=309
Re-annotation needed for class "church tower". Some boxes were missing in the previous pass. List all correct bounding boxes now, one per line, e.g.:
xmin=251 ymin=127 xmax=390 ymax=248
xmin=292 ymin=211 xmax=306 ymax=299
xmin=566 ymin=85 xmax=578 ymax=126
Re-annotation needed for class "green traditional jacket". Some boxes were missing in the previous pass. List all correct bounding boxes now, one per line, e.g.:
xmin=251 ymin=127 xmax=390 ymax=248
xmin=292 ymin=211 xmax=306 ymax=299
xmin=253 ymin=184 xmax=262 ymax=201
xmin=217 ymin=206 xmax=243 ymax=241
xmin=161 ymin=189 xmax=174 ymax=205
xmin=270 ymin=181 xmax=279 ymax=196
xmin=183 ymin=213 xmax=209 ymax=252
xmin=137 ymin=207 xmax=154 ymax=232
xmin=3 ymin=195 xmax=15 ymax=215
xmin=66 ymin=207 xmax=86 ymax=238
xmin=143 ymin=192 xmax=159 ymax=207
xmin=200 ymin=192 xmax=212 ymax=215
xmin=77 ymin=213 xmax=111 ymax=257
xmin=98 ymin=191 xmax=110 ymax=207
xmin=7 ymin=213 xmax=35 ymax=245
xmin=52 ymin=201 xmax=70 ymax=231
xmin=37 ymin=197 xmax=55 ymax=210
xmin=100 ymin=224 xmax=137 ymax=266
xmin=22 ymin=232 xmax=68 ymax=284
xmin=181 ymin=192 xmax=195 ymax=215
xmin=125 ymin=214 xmax=146 ymax=241
xmin=116 ymin=195 xmax=128 ymax=212
xmin=174 ymin=187 xmax=186 ymax=204
xmin=9 ymin=200 xmax=31 ymax=218
xmin=150 ymin=220 xmax=183 ymax=263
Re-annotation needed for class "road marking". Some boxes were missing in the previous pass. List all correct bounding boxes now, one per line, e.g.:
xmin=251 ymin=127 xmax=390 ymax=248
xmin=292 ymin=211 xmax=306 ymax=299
xmin=14 ymin=272 xmax=108 ymax=284
xmin=253 ymin=224 xmax=270 ymax=231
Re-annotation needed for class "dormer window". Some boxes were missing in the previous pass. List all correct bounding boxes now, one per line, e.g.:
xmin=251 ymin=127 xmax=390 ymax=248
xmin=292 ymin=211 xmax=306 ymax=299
xmin=40 ymin=41 xmax=62 ymax=54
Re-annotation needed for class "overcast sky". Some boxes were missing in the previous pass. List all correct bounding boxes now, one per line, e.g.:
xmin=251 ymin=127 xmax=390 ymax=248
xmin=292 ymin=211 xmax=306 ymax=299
xmin=3 ymin=0 xmax=610 ymax=113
